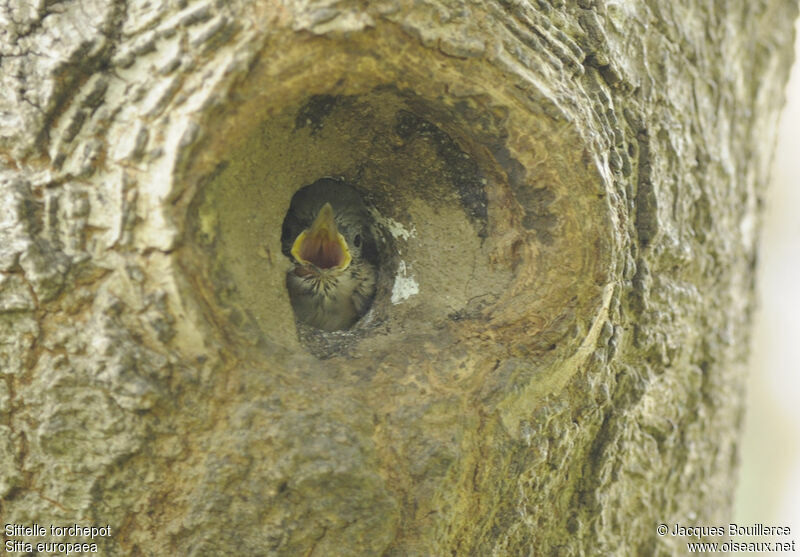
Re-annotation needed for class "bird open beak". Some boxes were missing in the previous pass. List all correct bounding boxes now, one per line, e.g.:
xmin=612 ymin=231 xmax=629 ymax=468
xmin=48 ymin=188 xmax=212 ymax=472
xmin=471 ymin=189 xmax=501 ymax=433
xmin=290 ymin=203 xmax=352 ymax=270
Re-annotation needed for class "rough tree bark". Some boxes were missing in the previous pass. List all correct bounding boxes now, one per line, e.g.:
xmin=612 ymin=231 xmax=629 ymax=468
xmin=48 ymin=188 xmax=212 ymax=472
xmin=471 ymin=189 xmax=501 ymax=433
xmin=0 ymin=0 xmax=797 ymax=555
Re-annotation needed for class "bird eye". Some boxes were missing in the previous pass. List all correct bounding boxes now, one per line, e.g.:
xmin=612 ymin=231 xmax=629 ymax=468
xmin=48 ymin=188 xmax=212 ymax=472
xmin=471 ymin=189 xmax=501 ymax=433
xmin=353 ymin=234 xmax=362 ymax=247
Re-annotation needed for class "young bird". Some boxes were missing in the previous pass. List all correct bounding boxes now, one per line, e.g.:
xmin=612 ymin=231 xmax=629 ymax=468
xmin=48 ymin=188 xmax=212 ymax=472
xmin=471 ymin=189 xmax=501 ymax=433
xmin=281 ymin=179 xmax=379 ymax=331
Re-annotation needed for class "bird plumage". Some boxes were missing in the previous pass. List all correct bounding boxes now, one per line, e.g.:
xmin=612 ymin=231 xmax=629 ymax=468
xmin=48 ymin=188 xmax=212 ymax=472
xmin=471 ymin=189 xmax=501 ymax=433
xmin=282 ymin=178 xmax=379 ymax=331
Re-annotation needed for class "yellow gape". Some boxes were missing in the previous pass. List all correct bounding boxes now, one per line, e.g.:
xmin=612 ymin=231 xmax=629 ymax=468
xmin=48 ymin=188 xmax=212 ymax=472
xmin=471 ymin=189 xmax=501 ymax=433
xmin=290 ymin=203 xmax=352 ymax=270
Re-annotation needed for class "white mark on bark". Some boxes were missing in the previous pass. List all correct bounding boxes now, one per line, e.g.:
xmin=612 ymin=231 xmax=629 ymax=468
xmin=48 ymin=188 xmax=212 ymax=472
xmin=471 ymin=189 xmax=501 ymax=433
xmin=391 ymin=260 xmax=419 ymax=304
xmin=380 ymin=215 xmax=416 ymax=241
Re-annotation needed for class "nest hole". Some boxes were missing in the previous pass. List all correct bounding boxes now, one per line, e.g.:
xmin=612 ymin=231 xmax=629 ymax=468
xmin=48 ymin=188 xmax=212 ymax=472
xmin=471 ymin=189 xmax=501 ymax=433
xmin=185 ymin=88 xmax=516 ymax=358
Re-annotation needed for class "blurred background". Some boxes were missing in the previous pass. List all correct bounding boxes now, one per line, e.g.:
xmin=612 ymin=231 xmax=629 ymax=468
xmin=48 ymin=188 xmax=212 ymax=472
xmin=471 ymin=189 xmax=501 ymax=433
xmin=734 ymin=22 xmax=800 ymax=535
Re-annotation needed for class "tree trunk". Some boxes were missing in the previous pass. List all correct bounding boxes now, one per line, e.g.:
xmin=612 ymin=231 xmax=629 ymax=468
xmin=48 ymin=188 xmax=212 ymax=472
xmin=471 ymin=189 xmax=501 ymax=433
xmin=0 ymin=1 xmax=796 ymax=554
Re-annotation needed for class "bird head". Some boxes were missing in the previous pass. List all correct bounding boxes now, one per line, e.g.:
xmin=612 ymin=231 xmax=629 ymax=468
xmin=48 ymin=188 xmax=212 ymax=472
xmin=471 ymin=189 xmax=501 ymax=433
xmin=290 ymin=202 xmax=352 ymax=273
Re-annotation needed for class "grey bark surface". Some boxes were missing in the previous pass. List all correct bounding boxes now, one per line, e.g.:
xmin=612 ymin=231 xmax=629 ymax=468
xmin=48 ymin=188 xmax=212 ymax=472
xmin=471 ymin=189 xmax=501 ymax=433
xmin=0 ymin=0 xmax=796 ymax=555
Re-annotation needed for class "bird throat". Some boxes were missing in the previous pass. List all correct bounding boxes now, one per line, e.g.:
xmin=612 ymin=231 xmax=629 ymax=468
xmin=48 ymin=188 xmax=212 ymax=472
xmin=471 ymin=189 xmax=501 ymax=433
xmin=295 ymin=230 xmax=347 ymax=269
xmin=291 ymin=203 xmax=352 ymax=270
